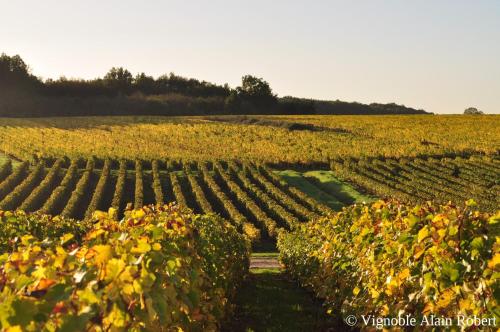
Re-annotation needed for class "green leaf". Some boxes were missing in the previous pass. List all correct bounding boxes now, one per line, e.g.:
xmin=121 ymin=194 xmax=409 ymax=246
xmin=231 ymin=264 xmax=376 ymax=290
xmin=470 ymin=237 xmax=484 ymax=250
xmin=10 ymin=298 xmax=37 ymax=326
xmin=442 ymin=262 xmax=461 ymax=282
xmin=465 ymin=199 xmax=477 ymax=207
xmin=15 ymin=274 xmax=33 ymax=290
xmin=59 ymin=313 xmax=93 ymax=332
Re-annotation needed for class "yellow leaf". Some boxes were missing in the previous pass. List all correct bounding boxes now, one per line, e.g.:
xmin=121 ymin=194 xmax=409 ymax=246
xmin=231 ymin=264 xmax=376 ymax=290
xmin=417 ymin=226 xmax=429 ymax=243
xmin=436 ymin=288 xmax=455 ymax=309
xmin=86 ymin=229 xmax=105 ymax=240
xmin=437 ymin=229 xmax=446 ymax=239
xmin=488 ymin=253 xmax=500 ymax=269
xmin=131 ymin=242 xmax=151 ymax=254
xmin=414 ymin=246 xmax=425 ymax=259
xmin=91 ymin=245 xmax=113 ymax=265
xmin=93 ymin=210 xmax=108 ymax=220
xmin=381 ymin=304 xmax=389 ymax=315
xmin=459 ymin=298 xmax=472 ymax=312
xmin=353 ymin=287 xmax=360 ymax=295
xmin=399 ymin=268 xmax=410 ymax=281
xmin=77 ymin=286 xmax=100 ymax=304
xmin=104 ymin=303 xmax=128 ymax=328
xmin=131 ymin=209 xmax=145 ymax=219
xmin=32 ymin=266 xmax=47 ymax=279
xmin=422 ymin=302 xmax=434 ymax=315
xmin=122 ymin=283 xmax=135 ymax=295
xmin=21 ymin=235 xmax=34 ymax=246
xmin=105 ymin=258 xmax=126 ymax=281
xmin=60 ymin=233 xmax=74 ymax=245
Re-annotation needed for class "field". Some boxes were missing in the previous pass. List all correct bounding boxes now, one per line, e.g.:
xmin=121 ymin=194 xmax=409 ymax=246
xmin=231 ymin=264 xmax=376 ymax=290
xmin=0 ymin=115 xmax=498 ymax=225
xmin=0 ymin=114 xmax=498 ymax=330
xmin=0 ymin=115 xmax=498 ymax=163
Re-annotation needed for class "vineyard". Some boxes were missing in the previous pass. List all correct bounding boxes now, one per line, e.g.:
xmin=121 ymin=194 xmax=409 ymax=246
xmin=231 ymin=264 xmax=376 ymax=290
xmin=278 ymin=200 xmax=499 ymax=329
xmin=0 ymin=158 xmax=337 ymax=244
xmin=0 ymin=206 xmax=249 ymax=330
xmin=329 ymin=155 xmax=500 ymax=211
xmin=0 ymin=154 xmax=497 ymax=236
xmin=0 ymin=115 xmax=498 ymax=163
xmin=0 ymin=115 xmax=498 ymax=330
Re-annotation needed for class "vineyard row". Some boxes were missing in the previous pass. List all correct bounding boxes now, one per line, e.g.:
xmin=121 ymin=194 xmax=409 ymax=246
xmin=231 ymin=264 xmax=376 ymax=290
xmin=0 ymin=159 xmax=327 ymax=239
xmin=330 ymin=155 xmax=499 ymax=211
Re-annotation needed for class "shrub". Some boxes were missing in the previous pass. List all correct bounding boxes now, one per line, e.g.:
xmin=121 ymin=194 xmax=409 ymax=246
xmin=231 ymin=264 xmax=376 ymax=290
xmin=278 ymin=199 xmax=499 ymax=329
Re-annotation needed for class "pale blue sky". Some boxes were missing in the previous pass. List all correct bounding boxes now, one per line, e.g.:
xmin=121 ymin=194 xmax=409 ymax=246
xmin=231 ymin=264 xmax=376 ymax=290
xmin=1 ymin=0 xmax=499 ymax=113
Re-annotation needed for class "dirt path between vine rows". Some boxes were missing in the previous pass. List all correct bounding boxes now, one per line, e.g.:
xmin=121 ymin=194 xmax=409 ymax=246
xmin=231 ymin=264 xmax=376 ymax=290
xmin=250 ymin=256 xmax=280 ymax=269
xmin=223 ymin=253 xmax=344 ymax=331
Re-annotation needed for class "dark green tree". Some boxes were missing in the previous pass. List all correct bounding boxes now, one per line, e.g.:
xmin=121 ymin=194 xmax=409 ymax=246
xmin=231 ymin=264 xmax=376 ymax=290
xmin=0 ymin=53 xmax=40 ymax=92
xmin=227 ymin=75 xmax=277 ymax=113
xmin=238 ymin=75 xmax=274 ymax=98
xmin=134 ymin=73 xmax=156 ymax=95
xmin=463 ymin=107 xmax=483 ymax=115
xmin=104 ymin=67 xmax=133 ymax=94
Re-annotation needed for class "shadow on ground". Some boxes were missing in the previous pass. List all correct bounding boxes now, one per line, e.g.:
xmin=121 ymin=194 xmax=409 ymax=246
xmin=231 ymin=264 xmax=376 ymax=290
xmin=223 ymin=269 xmax=347 ymax=332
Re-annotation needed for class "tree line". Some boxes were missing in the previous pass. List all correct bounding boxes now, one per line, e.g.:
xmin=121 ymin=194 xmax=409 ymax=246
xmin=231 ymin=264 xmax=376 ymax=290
xmin=0 ymin=53 xmax=429 ymax=117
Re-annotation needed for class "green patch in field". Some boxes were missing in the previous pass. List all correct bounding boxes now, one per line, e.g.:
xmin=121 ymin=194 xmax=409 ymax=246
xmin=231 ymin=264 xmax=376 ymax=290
xmin=251 ymin=252 xmax=279 ymax=259
xmin=250 ymin=268 xmax=281 ymax=274
xmin=274 ymin=170 xmax=344 ymax=210
xmin=303 ymin=170 xmax=375 ymax=204
xmin=275 ymin=169 xmax=374 ymax=208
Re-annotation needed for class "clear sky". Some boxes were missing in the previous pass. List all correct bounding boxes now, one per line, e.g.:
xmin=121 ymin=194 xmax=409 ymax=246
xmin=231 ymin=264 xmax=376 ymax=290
xmin=1 ymin=0 xmax=499 ymax=114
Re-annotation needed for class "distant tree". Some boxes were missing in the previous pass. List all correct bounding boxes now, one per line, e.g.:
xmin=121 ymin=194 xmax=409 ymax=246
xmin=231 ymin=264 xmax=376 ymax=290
xmin=104 ymin=67 xmax=133 ymax=94
xmin=0 ymin=53 xmax=30 ymax=76
xmin=134 ymin=72 xmax=156 ymax=95
xmin=229 ymin=75 xmax=278 ymax=113
xmin=463 ymin=107 xmax=483 ymax=115
xmin=237 ymin=75 xmax=275 ymax=99
xmin=0 ymin=53 xmax=40 ymax=93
